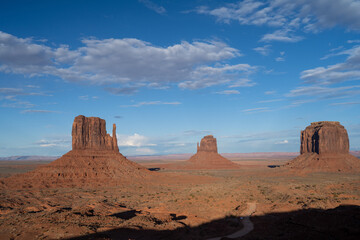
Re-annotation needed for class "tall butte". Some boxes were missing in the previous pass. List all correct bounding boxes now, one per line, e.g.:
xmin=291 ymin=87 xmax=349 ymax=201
xmin=186 ymin=135 xmax=239 ymax=169
xmin=1 ymin=115 xmax=151 ymax=188
xmin=72 ymin=115 xmax=119 ymax=151
xmin=286 ymin=121 xmax=360 ymax=172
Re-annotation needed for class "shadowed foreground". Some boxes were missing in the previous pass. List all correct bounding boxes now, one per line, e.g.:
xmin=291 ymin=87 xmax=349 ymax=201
xmin=66 ymin=205 xmax=360 ymax=240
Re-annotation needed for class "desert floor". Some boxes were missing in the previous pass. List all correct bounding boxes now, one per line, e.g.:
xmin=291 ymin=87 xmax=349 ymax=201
xmin=0 ymin=158 xmax=359 ymax=240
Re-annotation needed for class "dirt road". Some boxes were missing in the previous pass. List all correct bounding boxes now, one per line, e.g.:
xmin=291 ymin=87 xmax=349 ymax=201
xmin=208 ymin=202 xmax=256 ymax=240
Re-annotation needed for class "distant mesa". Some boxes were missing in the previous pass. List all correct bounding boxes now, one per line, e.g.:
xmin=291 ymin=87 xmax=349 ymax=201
xmin=285 ymin=121 xmax=360 ymax=172
xmin=186 ymin=135 xmax=239 ymax=169
xmin=0 ymin=115 xmax=152 ymax=188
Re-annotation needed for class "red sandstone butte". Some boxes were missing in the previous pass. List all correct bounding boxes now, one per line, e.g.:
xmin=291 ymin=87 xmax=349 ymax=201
xmin=186 ymin=135 xmax=239 ymax=169
xmin=286 ymin=121 xmax=360 ymax=172
xmin=72 ymin=115 xmax=119 ymax=151
xmin=0 ymin=115 xmax=151 ymax=189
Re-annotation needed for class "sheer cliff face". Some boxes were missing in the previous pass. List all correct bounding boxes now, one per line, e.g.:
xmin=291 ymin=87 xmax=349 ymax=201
xmin=197 ymin=135 xmax=218 ymax=153
xmin=72 ymin=115 xmax=119 ymax=152
xmin=300 ymin=121 xmax=349 ymax=155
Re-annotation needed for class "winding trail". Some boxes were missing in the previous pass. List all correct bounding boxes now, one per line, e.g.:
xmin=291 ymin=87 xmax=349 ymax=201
xmin=207 ymin=202 xmax=256 ymax=240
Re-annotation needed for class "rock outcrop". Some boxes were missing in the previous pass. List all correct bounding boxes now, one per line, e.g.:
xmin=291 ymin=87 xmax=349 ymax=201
xmin=300 ymin=121 xmax=349 ymax=155
xmin=72 ymin=115 xmax=119 ymax=151
xmin=286 ymin=121 xmax=360 ymax=172
xmin=197 ymin=135 xmax=218 ymax=153
xmin=1 ymin=115 xmax=152 ymax=188
xmin=186 ymin=135 xmax=239 ymax=169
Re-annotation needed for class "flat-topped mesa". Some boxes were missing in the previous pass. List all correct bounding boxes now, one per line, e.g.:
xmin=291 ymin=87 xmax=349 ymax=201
xmin=285 ymin=121 xmax=360 ymax=173
xmin=300 ymin=121 xmax=349 ymax=155
xmin=197 ymin=135 xmax=218 ymax=153
xmin=72 ymin=115 xmax=119 ymax=151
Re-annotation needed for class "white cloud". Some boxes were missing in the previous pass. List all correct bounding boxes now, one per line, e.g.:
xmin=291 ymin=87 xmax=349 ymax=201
xmin=183 ymin=130 xmax=211 ymax=136
xmin=138 ymin=0 xmax=166 ymax=14
xmin=348 ymin=40 xmax=360 ymax=44
xmin=216 ymin=90 xmax=240 ymax=95
xmin=0 ymin=31 xmax=256 ymax=90
xmin=286 ymin=85 xmax=360 ymax=103
xmin=121 ymin=101 xmax=181 ymax=107
xmin=195 ymin=0 xmax=286 ymax=27
xmin=330 ymin=102 xmax=360 ymax=106
xmin=135 ymin=147 xmax=156 ymax=155
xmin=21 ymin=109 xmax=59 ymax=114
xmin=35 ymin=137 xmax=71 ymax=148
xmin=265 ymin=90 xmax=276 ymax=95
xmin=2 ymin=100 xmax=35 ymax=108
xmin=261 ymin=29 xmax=303 ymax=42
xmin=78 ymin=95 xmax=99 ymax=100
xmin=301 ymin=46 xmax=360 ymax=84
xmin=275 ymin=140 xmax=289 ymax=144
xmin=242 ymin=107 xmax=270 ymax=113
xmin=178 ymin=64 xmax=256 ymax=89
xmin=117 ymin=133 xmax=156 ymax=147
xmin=229 ymin=78 xmax=256 ymax=88
xmin=275 ymin=57 xmax=285 ymax=62
xmin=258 ymin=98 xmax=283 ymax=103
xmin=195 ymin=0 xmax=360 ymax=32
xmin=253 ymin=45 xmax=271 ymax=55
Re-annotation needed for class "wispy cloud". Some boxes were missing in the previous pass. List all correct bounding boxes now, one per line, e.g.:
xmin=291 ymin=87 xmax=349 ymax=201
xmin=78 ymin=95 xmax=99 ymax=100
xmin=216 ymin=90 xmax=240 ymax=95
xmin=261 ymin=29 xmax=303 ymax=43
xmin=105 ymin=87 xmax=139 ymax=95
xmin=0 ymin=31 xmax=256 ymax=91
xmin=258 ymin=98 xmax=284 ymax=103
xmin=35 ymin=137 xmax=71 ymax=148
xmin=2 ymin=100 xmax=35 ymax=108
xmin=301 ymin=45 xmax=360 ymax=84
xmin=0 ymin=87 xmax=49 ymax=96
xmin=121 ymin=101 xmax=181 ymax=107
xmin=183 ymin=130 xmax=211 ymax=136
xmin=348 ymin=40 xmax=360 ymax=44
xmin=253 ymin=45 xmax=271 ymax=56
xmin=242 ymin=107 xmax=270 ymax=113
xmin=21 ymin=109 xmax=59 ymax=114
xmin=286 ymin=85 xmax=360 ymax=98
xmin=265 ymin=90 xmax=276 ymax=95
xmin=275 ymin=57 xmax=285 ymax=62
xmin=228 ymin=78 xmax=256 ymax=88
xmin=195 ymin=0 xmax=360 ymax=32
xmin=330 ymin=102 xmax=360 ymax=106
xmin=138 ymin=0 xmax=166 ymax=14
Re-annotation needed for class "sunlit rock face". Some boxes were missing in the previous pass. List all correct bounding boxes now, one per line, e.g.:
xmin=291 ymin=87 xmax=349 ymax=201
xmin=300 ymin=121 xmax=349 ymax=155
xmin=197 ymin=135 xmax=218 ymax=153
xmin=72 ymin=115 xmax=119 ymax=152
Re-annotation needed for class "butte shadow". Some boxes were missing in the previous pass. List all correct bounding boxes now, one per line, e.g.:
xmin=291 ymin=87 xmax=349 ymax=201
xmin=63 ymin=204 xmax=360 ymax=240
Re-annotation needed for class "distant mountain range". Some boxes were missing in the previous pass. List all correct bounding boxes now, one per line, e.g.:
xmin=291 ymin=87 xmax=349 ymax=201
xmin=0 ymin=156 xmax=59 ymax=161
xmin=1 ymin=151 xmax=359 ymax=161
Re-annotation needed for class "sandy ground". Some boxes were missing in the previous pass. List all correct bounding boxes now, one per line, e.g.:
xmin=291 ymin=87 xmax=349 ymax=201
xmin=0 ymin=158 xmax=359 ymax=239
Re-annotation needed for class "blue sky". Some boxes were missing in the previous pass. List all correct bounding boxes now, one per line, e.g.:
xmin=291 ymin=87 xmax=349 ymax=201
xmin=1 ymin=0 xmax=360 ymax=157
